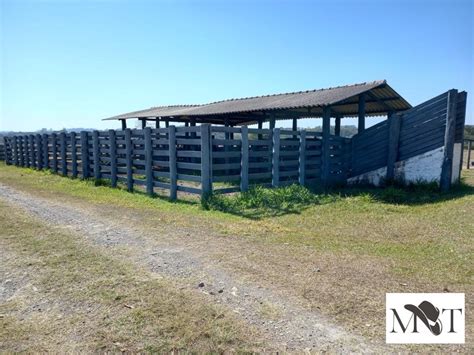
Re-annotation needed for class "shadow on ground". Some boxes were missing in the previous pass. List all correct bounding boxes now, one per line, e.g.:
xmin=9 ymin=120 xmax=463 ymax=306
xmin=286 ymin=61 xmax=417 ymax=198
xmin=202 ymin=175 xmax=474 ymax=220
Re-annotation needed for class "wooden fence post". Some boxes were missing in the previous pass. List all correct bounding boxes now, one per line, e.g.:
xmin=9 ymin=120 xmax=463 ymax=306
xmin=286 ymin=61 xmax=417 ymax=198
xmin=440 ymin=89 xmax=458 ymax=191
xmin=51 ymin=133 xmax=58 ymax=173
xmin=12 ymin=136 xmax=18 ymax=166
xmin=125 ymin=128 xmax=133 ymax=191
xmin=35 ymin=134 xmax=42 ymax=169
xmin=299 ymin=130 xmax=306 ymax=186
xmin=272 ymin=128 xmax=280 ymax=187
xmin=92 ymin=130 xmax=100 ymax=180
xmin=321 ymin=107 xmax=331 ymax=187
xmin=169 ymin=126 xmax=177 ymax=200
xmin=467 ymin=140 xmax=472 ymax=169
xmin=28 ymin=135 xmax=34 ymax=168
xmin=80 ymin=131 xmax=89 ymax=178
xmin=60 ymin=132 xmax=67 ymax=175
xmin=201 ymin=123 xmax=212 ymax=197
xmin=386 ymin=112 xmax=401 ymax=181
xmin=109 ymin=130 xmax=117 ymax=187
xmin=70 ymin=132 xmax=77 ymax=177
xmin=18 ymin=136 xmax=24 ymax=167
xmin=240 ymin=126 xmax=249 ymax=192
xmin=144 ymin=127 xmax=153 ymax=195
xmin=42 ymin=134 xmax=49 ymax=169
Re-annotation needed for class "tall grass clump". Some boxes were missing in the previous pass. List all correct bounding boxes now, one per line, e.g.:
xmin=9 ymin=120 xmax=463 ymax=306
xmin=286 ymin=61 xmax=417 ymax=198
xmin=202 ymin=184 xmax=334 ymax=218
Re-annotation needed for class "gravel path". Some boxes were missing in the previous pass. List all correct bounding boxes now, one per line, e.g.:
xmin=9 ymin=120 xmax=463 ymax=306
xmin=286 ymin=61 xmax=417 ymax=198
xmin=0 ymin=183 xmax=379 ymax=352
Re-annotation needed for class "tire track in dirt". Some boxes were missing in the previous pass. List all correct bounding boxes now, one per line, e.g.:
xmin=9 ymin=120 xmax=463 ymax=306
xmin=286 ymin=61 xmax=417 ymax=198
xmin=0 ymin=183 xmax=380 ymax=352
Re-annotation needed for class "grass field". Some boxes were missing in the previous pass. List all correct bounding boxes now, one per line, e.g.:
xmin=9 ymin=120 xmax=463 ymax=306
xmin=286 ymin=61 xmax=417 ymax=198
xmin=1 ymin=162 xmax=473 ymax=351
xmin=0 ymin=200 xmax=264 ymax=352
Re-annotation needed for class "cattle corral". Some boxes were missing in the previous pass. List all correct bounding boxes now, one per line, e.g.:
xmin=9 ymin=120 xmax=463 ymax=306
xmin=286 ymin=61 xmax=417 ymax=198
xmin=2 ymin=82 xmax=468 ymax=198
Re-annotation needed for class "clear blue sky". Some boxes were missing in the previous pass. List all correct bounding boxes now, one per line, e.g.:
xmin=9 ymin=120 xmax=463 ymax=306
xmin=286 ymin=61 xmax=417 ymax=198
xmin=1 ymin=0 xmax=472 ymax=132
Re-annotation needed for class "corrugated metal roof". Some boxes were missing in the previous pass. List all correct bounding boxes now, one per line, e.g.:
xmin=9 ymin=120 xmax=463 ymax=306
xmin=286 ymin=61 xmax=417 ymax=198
xmin=104 ymin=80 xmax=411 ymax=122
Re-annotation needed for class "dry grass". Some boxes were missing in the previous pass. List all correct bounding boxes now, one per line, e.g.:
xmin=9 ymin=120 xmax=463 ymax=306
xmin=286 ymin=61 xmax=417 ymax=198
xmin=0 ymin=163 xmax=473 ymax=350
xmin=0 ymin=200 xmax=265 ymax=352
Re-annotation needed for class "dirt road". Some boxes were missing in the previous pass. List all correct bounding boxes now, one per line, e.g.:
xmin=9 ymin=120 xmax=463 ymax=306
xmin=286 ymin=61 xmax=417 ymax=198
xmin=0 ymin=183 xmax=380 ymax=352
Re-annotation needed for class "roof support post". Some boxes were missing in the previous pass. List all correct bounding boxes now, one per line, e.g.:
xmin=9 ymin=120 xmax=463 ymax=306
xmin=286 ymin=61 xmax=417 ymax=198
xmin=292 ymin=118 xmax=297 ymax=131
xmin=258 ymin=119 xmax=263 ymax=140
xmin=269 ymin=115 xmax=276 ymax=130
xmin=165 ymin=119 xmax=169 ymax=128
xmin=358 ymin=93 xmax=366 ymax=133
xmin=335 ymin=115 xmax=341 ymax=136
xmin=322 ymin=107 xmax=331 ymax=188
xmin=190 ymin=118 xmax=196 ymax=138
xmin=155 ymin=118 xmax=160 ymax=129
xmin=140 ymin=118 xmax=146 ymax=129
xmin=121 ymin=119 xmax=127 ymax=131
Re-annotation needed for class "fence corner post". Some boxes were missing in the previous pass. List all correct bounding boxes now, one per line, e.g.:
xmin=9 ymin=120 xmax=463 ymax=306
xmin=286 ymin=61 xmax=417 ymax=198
xmin=168 ymin=126 xmax=177 ymax=200
xmin=299 ymin=130 xmax=306 ymax=186
xmin=144 ymin=127 xmax=153 ymax=195
xmin=200 ymin=123 xmax=212 ymax=198
xmin=240 ymin=126 xmax=249 ymax=192
xmin=386 ymin=111 xmax=401 ymax=181
xmin=272 ymin=127 xmax=280 ymax=187
xmin=440 ymin=89 xmax=458 ymax=192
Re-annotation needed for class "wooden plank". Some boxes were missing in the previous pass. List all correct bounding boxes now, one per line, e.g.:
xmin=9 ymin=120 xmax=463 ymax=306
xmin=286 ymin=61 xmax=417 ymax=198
xmin=176 ymin=162 xmax=200 ymax=170
xmin=249 ymin=172 xmax=272 ymax=179
xmin=177 ymin=173 xmax=201 ymax=182
xmin=240 ymin=125 xmax=249 ymax=192
xmin=176 ymin=150 xmax=201 ymax=158
xmin=144 ymin=127 xmax=154 ymax=195
xmin=440 ymin=89 xmax=458 ymax=191
xmin=212 ymin=163 xmax=242 ymax=171
xmin=169 ymin=126 xmax=177 ymax=200
xmin=213 ymin=175 xmax=240 ymax=183
xmin=213 ymin=186 xmax=240 ymax=194
xmin=176 ymin=185 xmax=201 ymax=194
xmin=272 ymin=128 xmax=280 ymax=187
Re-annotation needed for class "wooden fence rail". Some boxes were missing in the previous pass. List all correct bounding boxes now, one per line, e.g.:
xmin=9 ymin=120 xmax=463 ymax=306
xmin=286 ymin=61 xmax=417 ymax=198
xmin=3 ymin=125 xmax=351 ymax=199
